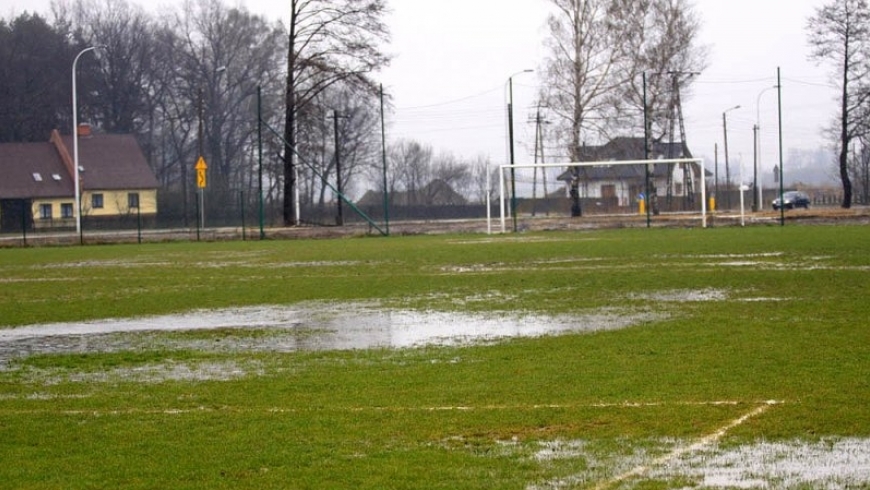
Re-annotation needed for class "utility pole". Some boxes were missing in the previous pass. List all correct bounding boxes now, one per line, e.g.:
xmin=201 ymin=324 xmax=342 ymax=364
xmin=714 ymin=143 xmax=719 ymax=209
xmin=722 ymin=105 xmax=740 ymax=211
xmin=333 ymin=110 xmax=343 ymax=226
xmin=379 ymin=84 xmax=390 ymax=236
xmin=753 ymin=124 xmax=759 ymax=211
xmin=530 ymin=104 xmax=550 ymax=217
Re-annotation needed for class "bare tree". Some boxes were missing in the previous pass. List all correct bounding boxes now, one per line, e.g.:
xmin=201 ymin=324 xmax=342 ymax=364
xmin=610 ymin=0 xmax=707 ymax=141
xmin=469 ymin=155 xmax=496 ymax=204
xmin=541 ymin=0 xmax=626 ymax=160
xmin=67 ymin=0 xmax=157 ymax=135
xmin=431 ymin=152 xmax=471 ymax=199
xmin=283 ymin=0 xmax=390 ymax=226
xmin=807 ymin=0 xmax=870 ymax=208
xmin=295 ymin=83 xmax=381 ymax=212
xmin=388 ymin=139 xmax=433 ymax=205
xmin=0 ymin=12 xmax=80 ymax=142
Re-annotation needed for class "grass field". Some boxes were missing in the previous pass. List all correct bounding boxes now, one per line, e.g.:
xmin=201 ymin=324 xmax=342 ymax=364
xmin=1 ymin=225 xmax=869 ymax=489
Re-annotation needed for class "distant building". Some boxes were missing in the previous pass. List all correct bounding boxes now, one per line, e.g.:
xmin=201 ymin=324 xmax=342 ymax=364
xmin=556 ymin=137 xmax=706 ymax=212
xmin=357 ymin=179 xmax=467 ymax=207
xmin=0 ymin=126 xmax=159 ymax=231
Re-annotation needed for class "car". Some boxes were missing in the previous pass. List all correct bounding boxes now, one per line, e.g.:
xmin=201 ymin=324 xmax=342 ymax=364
xmin=772 ymin=191 xmax=811 ymax=210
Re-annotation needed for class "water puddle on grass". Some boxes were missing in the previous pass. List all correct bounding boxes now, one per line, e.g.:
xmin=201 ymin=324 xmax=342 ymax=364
xmin=0 ymin=302 xmax=662 ymax=368
xmin=527 ymin=437 xmax=870 ymax=489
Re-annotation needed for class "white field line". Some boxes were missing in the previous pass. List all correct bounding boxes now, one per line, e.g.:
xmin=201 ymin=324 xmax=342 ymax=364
xmin=592 ymin=400 xmax=782 ymax=490
xmin=0 ymin=399 xmax=782 ymax=417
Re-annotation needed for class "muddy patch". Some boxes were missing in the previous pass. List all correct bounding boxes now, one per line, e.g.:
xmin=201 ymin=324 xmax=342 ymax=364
xmin=0 ymin=302 xmax=664 ymax=371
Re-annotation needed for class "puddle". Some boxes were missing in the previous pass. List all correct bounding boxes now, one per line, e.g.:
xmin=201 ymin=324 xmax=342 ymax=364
xmin=629 ymin=288 xmax=730 ymax=302
xmin=0 ymin=303 xmax=663 ymax=369
xmin=654 ymin=438 xmax=870 ymax=489
xmin=527 ymin=437 xmax=870 ymax=489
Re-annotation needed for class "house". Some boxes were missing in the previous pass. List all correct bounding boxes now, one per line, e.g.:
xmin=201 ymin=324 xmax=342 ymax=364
xmin=556 ymin=137 xmax=706 ymax=211
xmin=357 ymin=179 xmax=467 ymax=207
xmin=0 ymin=126 xmax=159 ymax=231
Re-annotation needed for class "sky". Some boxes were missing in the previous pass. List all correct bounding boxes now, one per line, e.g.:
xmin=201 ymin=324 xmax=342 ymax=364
xmin=2 ymin=0 xmax=839 ymax=188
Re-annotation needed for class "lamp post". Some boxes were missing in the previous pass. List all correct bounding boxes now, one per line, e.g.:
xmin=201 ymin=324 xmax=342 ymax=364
xmin=72 ymin=46 xmax=102 ymax=239
xmin=506 ymin=69 xmax=533 ymax=232
xmin=755 ymin=86 xmax=776 ymax=212
xmin=722 ymin=105 xmax=741 ymax=210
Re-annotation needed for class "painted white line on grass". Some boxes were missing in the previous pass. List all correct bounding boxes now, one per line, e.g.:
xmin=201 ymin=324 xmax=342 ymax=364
xmin=591 ymin=400 xmax=782 ymax=490
xmin=0 ymin=399 xmax=784 ymax=417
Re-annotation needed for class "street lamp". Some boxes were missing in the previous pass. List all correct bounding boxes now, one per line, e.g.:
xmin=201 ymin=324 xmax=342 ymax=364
xmin=755 ymin=86 xmax=777 ymax=212
xmin=506 ymin=69 xmax=533 ymax=232
xmin=722 ymin=105 xmax=741 ymax=210
xmin=72 ymin=46 xmax=103 ymax=239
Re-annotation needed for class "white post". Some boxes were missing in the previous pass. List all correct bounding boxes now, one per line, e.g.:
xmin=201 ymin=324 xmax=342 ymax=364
xmin=499 ymin=165 xmax=507 ymax=233
xmin=486 ymin=160 xmax=492 ymax=235
xmin=700 ymin=159 xmax=707 ymax=228
xmin=72 ymin=46 xmax=100 ymax=236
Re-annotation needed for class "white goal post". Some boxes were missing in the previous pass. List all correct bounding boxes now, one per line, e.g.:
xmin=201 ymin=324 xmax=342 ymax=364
xmin=490 ymin=158 xmax=707 ymax=233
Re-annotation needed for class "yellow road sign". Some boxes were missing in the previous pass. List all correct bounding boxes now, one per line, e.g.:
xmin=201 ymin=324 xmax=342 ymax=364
xmin=195 ymin=156 xmax=208 ymax=189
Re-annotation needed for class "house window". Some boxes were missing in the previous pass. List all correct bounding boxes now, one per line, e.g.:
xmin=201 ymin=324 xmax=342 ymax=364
xmin=128 ymin=192 xmax=140 ymax=208
xmin=39 ymin=204 xmax=52 ymax=220
xmin=61 ymin=203 xmax=74 ymax=219
xmin=92 ymin=194 xmax=104 ymax=209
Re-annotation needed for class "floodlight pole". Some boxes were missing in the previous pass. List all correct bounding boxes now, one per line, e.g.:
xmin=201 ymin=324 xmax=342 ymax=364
xmin=643 ymin=72 xmax=652 ymax=228
xmin=755 ymin=86 xmax=777 ymax=212
xmin=72 ymin=46 xmax=101 ymax=241
xmin=379 ymin=84 xmax=390 ymax=236
xmin=722 ymin=105 xmax=741 ymax=211
xmin=257 ymin=86 xmax=265 ymax=239
xmin=777 ymin=68 xmax=785 ymax=226
xmin=506 ymin=69 xmax=532 ymax=233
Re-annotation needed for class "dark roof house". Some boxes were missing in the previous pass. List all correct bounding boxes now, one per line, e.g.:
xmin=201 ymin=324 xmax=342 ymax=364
xmin=557 ymin=137 xmax=698 ymax=182
xmin=0 ymin=127 xmax=159 ymax=230
xmin=358 ymin=179 xmax=467 ymax=207
xmin=0 ymin=128 xmax=158 ymax=199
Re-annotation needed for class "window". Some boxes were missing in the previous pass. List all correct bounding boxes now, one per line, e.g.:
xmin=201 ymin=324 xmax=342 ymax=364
xmin=61 ymin=203 xmax=73 ymax=219
xmin=128 ymin=192 xmax=140 ymax=208
xmin=32 ymin=173 xmax=43 ymax=182
xmin=39 ymin=204 xmax=52 ymax=220
xmin=92 ymin=194 xmax=104 ymax=209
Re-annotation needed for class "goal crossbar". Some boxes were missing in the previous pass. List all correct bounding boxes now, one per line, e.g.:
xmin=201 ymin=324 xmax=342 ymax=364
xmin=492 ymin=158 xmax=707 ymax=232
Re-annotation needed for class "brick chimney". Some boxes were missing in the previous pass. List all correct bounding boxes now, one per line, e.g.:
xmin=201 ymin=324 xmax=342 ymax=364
xmin=50 ymin=129 xmax=75 ymax=180
xmin=77 ymin=123 xmax=92 ymax=137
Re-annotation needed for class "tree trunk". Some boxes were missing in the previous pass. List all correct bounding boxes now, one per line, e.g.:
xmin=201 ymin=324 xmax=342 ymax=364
xmin=840 ymin=32 xmax=853 ymax=209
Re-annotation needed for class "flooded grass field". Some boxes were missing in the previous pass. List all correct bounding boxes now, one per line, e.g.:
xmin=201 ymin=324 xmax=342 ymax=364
xmin=1 ymin=227 xmax=869 ymax=489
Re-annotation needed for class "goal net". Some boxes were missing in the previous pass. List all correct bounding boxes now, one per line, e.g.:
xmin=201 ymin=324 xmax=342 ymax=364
xmin=490 ymin=158 xmax=708 ymax=232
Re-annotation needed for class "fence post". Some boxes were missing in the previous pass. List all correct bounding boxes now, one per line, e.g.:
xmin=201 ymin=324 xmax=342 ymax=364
xmin=240 ymin=190 xmax=246 ymax=241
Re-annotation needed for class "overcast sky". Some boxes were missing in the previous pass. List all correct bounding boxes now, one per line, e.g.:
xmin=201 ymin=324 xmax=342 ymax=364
xmin=2 ymin=0 xmax=838 ymax=184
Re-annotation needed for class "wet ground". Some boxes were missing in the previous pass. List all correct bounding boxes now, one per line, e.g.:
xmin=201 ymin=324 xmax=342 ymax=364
xmin=0 ymin=301 xmax=662 ymax=370
xmin=527 ymin=437 xmax=870 ymax=489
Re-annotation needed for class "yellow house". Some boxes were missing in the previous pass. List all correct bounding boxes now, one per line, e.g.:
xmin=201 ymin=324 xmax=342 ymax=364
xmin=0 ymin=127 xmax=158 ymax=231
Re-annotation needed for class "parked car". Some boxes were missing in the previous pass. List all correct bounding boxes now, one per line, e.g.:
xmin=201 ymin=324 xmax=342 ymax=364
xmin=772 ymin=191 xmax=811 ymax=210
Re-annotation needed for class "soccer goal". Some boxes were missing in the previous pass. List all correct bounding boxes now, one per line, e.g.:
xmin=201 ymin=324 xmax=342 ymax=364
xmin=490 ymin=158 xmax=708 ymax=233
